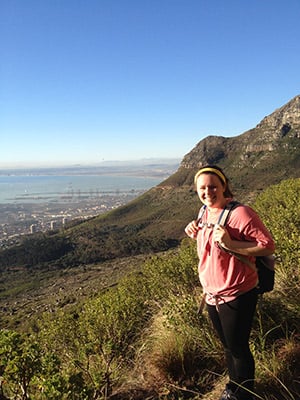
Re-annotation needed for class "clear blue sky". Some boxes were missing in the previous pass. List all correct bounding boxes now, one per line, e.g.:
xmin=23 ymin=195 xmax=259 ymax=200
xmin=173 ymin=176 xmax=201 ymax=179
xmin=1 ymin=0 xmax=300 ymax=168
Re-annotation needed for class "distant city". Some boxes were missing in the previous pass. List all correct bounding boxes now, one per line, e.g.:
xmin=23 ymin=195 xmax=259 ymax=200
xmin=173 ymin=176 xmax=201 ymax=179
xmin=0 ymin=160 xmax=180 ymax=249
xmin=0 ymin=191 xmax=146 ymax=249
xmin=0 ymin=191 xmax=148 ymax=248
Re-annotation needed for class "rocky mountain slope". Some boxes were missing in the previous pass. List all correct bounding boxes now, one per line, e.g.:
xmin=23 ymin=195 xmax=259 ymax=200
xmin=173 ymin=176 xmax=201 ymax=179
xmin=1 ymin=95 xmax=300 ymax=269
xmin=162 ymin=94 xmax=300 ymax=195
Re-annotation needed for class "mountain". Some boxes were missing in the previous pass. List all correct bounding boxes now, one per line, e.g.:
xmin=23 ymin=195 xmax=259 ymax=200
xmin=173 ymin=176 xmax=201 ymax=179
xmin=162 ymin=94 xmax=300 ymax=195
xmin=1 ymin=95 xmax=300 ymax=269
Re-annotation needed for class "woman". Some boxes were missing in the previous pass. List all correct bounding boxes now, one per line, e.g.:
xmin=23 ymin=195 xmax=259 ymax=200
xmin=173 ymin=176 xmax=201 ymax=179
xmin=185 ymin=165 xmax=275 ymax=400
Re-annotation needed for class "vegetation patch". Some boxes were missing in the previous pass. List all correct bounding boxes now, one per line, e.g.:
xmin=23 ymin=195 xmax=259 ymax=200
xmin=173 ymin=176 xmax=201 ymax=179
xmin=0 ymin=179 xmax=299 ymax=399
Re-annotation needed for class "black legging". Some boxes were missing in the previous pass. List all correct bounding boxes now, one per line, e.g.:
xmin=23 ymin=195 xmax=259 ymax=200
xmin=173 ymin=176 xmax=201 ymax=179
xmin=207 ymin=288 xmax=258 ymax=399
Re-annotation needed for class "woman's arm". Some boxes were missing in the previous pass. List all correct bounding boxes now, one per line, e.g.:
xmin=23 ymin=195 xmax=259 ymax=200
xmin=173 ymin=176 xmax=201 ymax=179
xmin=213 ymin=225 xmax=275 ymax=256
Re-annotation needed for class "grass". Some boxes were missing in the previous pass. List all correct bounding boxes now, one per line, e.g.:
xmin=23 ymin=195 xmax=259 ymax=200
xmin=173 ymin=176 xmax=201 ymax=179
xmin=0 ymin=254 xmax=149 ymax=330
xmin=0 ymin=245 xmax=299 ymax=399
xmin=0 ymin=179 xmax=299 ymax=399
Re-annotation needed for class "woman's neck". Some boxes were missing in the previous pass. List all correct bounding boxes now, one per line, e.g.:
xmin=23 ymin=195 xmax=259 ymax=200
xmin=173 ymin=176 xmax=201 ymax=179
xmin=206 ymin=198 xmax=228 ymax=213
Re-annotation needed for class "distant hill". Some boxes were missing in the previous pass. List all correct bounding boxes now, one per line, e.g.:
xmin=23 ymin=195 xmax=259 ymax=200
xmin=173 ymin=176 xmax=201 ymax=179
xmin=1 ymin=95 xmax=300 ymax=269
xmin=0 ymin=158 xmax=180 ymax=178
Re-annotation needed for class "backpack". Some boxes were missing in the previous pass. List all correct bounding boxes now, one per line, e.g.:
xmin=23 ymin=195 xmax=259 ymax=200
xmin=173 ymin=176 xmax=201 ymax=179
xmin=217 ymin=201 xmax=275 ymax=294
xmin=197 ymin=201 xmax=275 ymax=294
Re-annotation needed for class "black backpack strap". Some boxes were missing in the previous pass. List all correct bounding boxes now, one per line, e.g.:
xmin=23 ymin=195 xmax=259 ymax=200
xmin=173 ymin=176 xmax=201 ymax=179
xmin=217 ymin=201 xmax=256 ymax=270
xmin=217 ymin=201 xmax=240 ymax=226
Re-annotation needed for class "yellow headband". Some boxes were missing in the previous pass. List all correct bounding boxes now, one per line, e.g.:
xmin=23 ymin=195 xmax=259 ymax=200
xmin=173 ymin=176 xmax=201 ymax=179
xmin=194 ymin=167 xmax=226 ymax=184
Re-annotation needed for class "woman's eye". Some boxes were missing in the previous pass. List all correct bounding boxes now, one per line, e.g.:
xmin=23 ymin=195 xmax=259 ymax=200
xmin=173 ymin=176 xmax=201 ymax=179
xmin=199 ymin=186 xmax=217 ymax=191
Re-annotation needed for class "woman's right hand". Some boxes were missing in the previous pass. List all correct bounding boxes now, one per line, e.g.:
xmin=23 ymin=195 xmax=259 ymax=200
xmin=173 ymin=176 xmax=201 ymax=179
xmin=185 ymin=220 xmax=199 ymax=238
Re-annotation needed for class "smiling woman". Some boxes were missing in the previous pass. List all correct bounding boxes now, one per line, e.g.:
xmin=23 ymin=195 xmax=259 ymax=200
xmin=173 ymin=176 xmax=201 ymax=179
xmin=185 ymin=165 xmax=275 ymax=400
xmin=194 ymin=166 xmax=233 ymax=210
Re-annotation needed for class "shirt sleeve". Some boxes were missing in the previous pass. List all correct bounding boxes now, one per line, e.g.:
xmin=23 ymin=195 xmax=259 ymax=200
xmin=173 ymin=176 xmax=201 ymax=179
xmin=227 ymin=204 xmax=275 ymax=251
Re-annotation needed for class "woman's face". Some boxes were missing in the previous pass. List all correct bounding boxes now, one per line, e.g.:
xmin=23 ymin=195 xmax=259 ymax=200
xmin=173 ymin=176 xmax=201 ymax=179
xmin=196 ymin=173 xmax=226 ymax=209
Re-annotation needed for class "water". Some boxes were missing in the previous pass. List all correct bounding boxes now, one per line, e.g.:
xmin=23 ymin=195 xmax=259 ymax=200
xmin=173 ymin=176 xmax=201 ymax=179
xmin=0 ymin=174 xmax=161 ymax=204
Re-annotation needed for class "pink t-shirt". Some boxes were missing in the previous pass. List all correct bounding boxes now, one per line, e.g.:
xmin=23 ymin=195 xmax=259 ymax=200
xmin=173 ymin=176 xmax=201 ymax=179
xmin=193 ymin=202 xmax=275 ymax=305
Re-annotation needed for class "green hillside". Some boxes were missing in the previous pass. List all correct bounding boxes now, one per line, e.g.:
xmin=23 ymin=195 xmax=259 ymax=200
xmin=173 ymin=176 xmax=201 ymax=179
xmin=0 ymin=178 xmax=299 ymax=399
xmin=0 ymin=95 xmax=300 ymax=398
xmin=1 ymin=95 xmax=300 ymax=270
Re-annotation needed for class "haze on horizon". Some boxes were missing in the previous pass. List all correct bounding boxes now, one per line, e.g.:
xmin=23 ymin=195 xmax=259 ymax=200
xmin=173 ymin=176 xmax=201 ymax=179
xmin=0 ymin=157 xmax=181 ymax=171
xmin=1 ymin=1 xmax=300 ymax=169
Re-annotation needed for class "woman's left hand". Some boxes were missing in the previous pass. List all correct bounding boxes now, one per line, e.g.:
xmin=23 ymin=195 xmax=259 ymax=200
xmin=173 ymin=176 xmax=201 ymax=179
xmin=213 ymin=224 xmax=232 ymax=249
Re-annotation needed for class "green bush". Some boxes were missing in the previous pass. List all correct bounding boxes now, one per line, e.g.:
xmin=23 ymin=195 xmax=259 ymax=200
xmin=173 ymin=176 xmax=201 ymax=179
xmin=1 ymin=179 xmax=299 ymax=399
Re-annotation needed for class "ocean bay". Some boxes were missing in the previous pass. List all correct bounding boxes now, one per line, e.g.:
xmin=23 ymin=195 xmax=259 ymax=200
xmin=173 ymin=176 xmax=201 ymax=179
xmin=0 ymin=174 xmax=161 ymax=204
xmin=0 ymin=163 xmax=178 ymax=243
